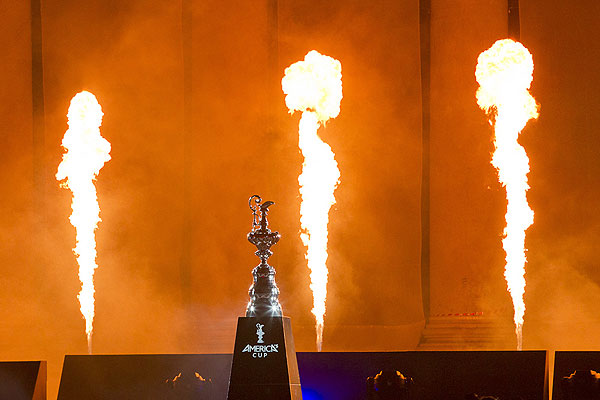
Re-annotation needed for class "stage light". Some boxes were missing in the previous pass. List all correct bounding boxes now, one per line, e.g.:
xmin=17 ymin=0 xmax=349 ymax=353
xmin=366 ymin=369 xmax=413 ymax=400
xmin=165 ymin=371 xmax=213 ymax=399
xmin=302 ymin=388 xmax=324 ymax=400
xmin=561 ymin=370 xmax=600 ymax=400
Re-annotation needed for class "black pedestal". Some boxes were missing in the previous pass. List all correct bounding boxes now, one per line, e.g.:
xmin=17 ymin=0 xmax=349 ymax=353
xmin=227 ymin=316 xmax=302 ymax=400
xmin=57 ymin=354 xmax=231 ymax=399
xmin=0 ymin=361 xmax=46 ymax=400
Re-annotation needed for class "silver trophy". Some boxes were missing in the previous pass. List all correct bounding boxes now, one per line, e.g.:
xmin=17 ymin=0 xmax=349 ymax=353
xmin=228 ymin=195 xmax=302 ymax=400
xmin=246 ymin=195 xmax=283 ymax=317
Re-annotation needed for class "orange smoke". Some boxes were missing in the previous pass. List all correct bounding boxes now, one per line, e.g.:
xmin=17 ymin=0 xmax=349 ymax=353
xmin=476 ymin=39 xmax=539 ymax=350
xmin=282 ymin=50 xmax=343 ymax=351
xmin=56 ymin=91 xmax=111 ymax=354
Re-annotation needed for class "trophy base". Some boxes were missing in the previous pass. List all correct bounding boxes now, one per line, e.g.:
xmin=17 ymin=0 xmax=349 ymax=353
xmin=227 ymin=316 xmax=302 ymax=400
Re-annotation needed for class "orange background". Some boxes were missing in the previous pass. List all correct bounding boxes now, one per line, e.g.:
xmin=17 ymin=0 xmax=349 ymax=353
xmin=1 ymin=1 xmax=599 ymax=398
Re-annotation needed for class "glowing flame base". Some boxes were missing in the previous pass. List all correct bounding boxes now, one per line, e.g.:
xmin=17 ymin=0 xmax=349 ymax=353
xmin=476 ymin=39 xmax=538 ymax=350
xmin=57 ymin=91 xmax=111 ymax=354
xmin=282 ymin=51 xmax=343 ymax=351
xmin=298 ymin=111 xmax=340 ymax=351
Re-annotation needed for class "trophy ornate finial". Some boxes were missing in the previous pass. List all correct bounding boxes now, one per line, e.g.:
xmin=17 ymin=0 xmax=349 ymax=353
xmin=246 ymin=195 xmax=282 ymax=317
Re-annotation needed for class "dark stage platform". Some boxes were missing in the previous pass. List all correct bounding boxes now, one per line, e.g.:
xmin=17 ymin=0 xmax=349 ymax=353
xmin=4 ymin=351 xmax=598 ymax=399
xmin=56 ymin=351 xmax=549 ymax=400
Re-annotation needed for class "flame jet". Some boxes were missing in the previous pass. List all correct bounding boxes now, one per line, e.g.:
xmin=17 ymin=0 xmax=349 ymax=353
xmin=57 ymin=91 xmax=111 ymax=354
xmin=282 ymin=50 xmax=343 ymax=351
xmin=475 ymin=39 xmax=539 ymax=350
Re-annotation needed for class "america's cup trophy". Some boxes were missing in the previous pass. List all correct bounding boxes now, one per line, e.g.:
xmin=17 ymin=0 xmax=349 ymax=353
xmin=227 ymin=195 xmax=302 ymax=400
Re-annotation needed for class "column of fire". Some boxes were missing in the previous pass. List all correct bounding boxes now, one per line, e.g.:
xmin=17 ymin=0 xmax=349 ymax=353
xmin=282 ymin=50 xmax=343 ymax=351
xmin=475 ymin=39 xmax=539 ymax=350
xmin=57 ymin=91 xmax=111 ymax=354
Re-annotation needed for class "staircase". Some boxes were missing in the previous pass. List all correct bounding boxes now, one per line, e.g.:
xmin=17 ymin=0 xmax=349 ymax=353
xmin=418 ymin=313 xmax=517 ymax=350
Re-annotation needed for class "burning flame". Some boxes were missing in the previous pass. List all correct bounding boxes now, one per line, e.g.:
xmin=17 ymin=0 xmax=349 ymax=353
xmin=282 ymin=50 xmax=342 ymax=351
xmin=475 ymin=39 xmax=539 ymax=350
xmin=56 ymin=91 xmax=111 ymax=353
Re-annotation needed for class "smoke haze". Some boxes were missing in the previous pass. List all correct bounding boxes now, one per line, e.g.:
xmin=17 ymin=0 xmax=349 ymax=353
xmin=1 ymin=0 xmax=600 ymax=398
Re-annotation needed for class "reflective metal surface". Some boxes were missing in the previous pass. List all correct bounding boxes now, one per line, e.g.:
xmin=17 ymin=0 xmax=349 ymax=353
xmin=245 ymin=195 xmax=282 ymax=317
